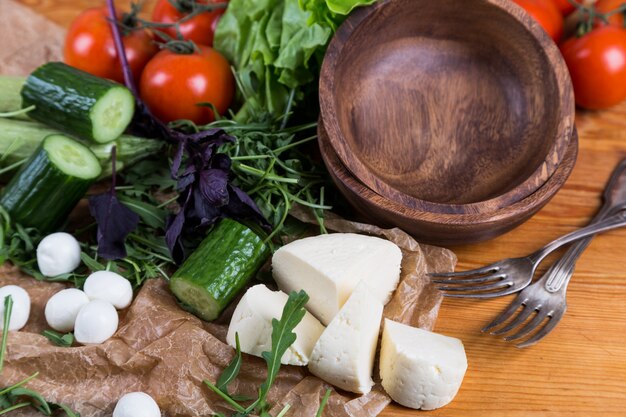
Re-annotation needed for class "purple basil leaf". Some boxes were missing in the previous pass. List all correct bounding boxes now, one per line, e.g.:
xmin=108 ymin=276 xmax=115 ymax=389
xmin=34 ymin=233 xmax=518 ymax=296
xmin=199 ymin=169 xmax=230 ymax=206
xmin=171 ymin=140 xmax=187 ymax=179
xmin=165 ymin=188 xmax=193 ymax=264
xmin=192 ymin=187 xmax=222 ymax=226
xmin=177 ymin=170 xmax=196 ymax=191
xmin=226 ymin=185 xmax=270 ymax=228
xmin=211 ymin=153 xmax=232 ymax=171
xmin=89 ymin=192 xmax=140 ymax=260
xmin=201 ymin=143 xmax=215 ymax=165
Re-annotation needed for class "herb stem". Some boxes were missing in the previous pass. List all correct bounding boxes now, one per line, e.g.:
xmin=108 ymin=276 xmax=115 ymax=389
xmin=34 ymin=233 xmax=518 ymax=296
xmin=0 ymin=372 xmax=39 ymax=396
xmin=0 ymin=402 xmax=31 ymax=415
xmin=0 ymin=105 xmax=35 ymax=118
xmin=234 ymin=164 xmax=299 ymax=184
xmin=0 ymin=295 xmax=12 ymax=373
xmin=0 ymin=158 xmax=27 ymax=175
xmin=203 ymin=380 xmax=247 ymax=413
xmin=315 ymin=389 xmax=332 ymax=417
xmin=276 ymin=403 xmax=292 ymax=417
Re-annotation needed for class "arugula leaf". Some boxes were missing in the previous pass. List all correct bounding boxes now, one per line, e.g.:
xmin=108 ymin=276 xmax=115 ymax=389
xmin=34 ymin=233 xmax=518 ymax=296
xmin=41 ymin=330 xmax=74 ymax=348
xmin=117 ymin=194 xmax=167 ymax=229
xmin=0 ymin=295 xmax=13 ymax=373
xmin=255 ymin=290 xmax=309 ymax=410
xmin=7 ymin=387 xmax=51 ymax=415
xmin=50 ymin=403 xmax=81 ymax=417
xmin=216 ymin=333 xmax=242 ymax=394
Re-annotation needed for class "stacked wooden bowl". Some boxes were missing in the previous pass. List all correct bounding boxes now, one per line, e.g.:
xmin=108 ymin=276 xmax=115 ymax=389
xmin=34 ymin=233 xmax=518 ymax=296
xmin=318 ymin=0 xmax=578 ymax=246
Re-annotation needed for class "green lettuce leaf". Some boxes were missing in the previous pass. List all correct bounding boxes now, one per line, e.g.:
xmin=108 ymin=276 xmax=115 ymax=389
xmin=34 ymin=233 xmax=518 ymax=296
xmin=214 ymin=0 xmax=375 ymax=123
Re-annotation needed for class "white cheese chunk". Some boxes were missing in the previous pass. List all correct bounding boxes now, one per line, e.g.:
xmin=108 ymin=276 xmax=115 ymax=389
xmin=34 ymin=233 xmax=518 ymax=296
xmin=84 ymin=271 xmax=133 ymax=310
xmin=308 ymin=282 xmax=383 ymax=394
xmin=272 ymin=233 xmax=401 ymax=325
xmin=45 ymin=288 xmax=90 ymax=332
xmin=379 ymin=319 xmax=467 ymax=410
xmin=0 ymin=285 xmax=31 ymax=331
xmin=74 ymin=300 xmax=119 ymax=345
xmin=226 ymin=284 xmax=324 ymax=366
xmin=113 ymin=392 xmax=160 ymax=417
xmin=37 ymin=232 xmax=82 ymax=277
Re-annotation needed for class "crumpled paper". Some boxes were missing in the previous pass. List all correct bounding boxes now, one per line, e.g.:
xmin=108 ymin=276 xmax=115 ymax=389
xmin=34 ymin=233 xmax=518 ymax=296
xmin=0 ymin=3 xmax=457 ymax=415
xmin=0 ymin=213 xmax=456 ymax=417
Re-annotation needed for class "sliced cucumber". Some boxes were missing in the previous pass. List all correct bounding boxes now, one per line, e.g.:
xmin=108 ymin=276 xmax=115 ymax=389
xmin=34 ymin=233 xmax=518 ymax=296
xmin=21 ymin=62 xmax=135 ymax=143
xmin=0 ymin=134 xmax=102 ymax=232
xmin=169 ymin=218 xmax=271 ymax=321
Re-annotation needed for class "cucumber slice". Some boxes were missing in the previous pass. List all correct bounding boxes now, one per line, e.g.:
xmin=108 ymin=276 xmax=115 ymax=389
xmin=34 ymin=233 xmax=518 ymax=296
xmin=21 ymin=62 xmax=135 ymax=143
xmin=0 ymin=134 xmax=101 ymax=232
xmin=169 ymin=219 xmax=271 ymax=321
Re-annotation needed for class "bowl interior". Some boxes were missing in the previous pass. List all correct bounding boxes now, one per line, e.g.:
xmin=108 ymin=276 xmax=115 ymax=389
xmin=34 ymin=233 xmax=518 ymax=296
xmin=318 ymin=121 xmax=579 ymax=245
xmin=324 ymin=0 xmax=571 ymax=205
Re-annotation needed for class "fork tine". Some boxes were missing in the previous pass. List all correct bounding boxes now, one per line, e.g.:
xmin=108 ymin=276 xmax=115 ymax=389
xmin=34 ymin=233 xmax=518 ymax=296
xmin=516 ymin=309 xmax=566 ymax=348
xmin=430 ymin=263 xmax=501 ymax=278
xmin=442 ymin=283 xmax=519 ymax=299
xmin=490 ymin=304 xmax=536 ymax=335
xmin=482 ymin=296 xmax=529 ymax=332
xmin=431 ymin=274 xmax=505 ymax=285
xmin=437 ymin=281 xmax=509 ymax=292
xmin=505 ymin=310 xmax=549 ymax=342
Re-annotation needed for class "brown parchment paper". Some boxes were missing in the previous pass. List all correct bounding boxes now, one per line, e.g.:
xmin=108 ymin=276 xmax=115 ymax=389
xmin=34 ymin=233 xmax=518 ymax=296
xmin=0 ymin=4 xmax=457 ymax=415
xmin=0 ymin=211 xmax=456 ymax=417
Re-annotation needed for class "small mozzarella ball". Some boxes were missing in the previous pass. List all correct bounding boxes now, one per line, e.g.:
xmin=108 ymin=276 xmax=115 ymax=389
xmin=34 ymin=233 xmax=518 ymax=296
xmin=74 ymin=300 xmax=118 ymax=345
xmin=113 ymin=392 xmax=160 ymax=417
xmin=44 ymin=288 xmax=90 ymax=332
xmin=0 ymin=285 xmax=30 ymax=331
xmin=36 ymin=232 xmax=82 ymax=277
xmin=84 ymin=271 xmax=133 ymax=310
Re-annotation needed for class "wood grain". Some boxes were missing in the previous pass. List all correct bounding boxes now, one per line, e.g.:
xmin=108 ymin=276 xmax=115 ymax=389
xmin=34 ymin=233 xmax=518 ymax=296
xmin=319 ymin=0 xmax=575 ymax=213
xmin=16 ymin=0 xmax=626 ymax=416
xmin=319 ymin=121 xmax=578 ymax=245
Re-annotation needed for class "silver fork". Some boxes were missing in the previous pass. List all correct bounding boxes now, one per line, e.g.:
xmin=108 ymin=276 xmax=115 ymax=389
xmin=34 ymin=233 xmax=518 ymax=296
xmin=431 ymin=211 xmax=626 ymax=298
xmin=482 ymin=159 xmax=626 ymax=347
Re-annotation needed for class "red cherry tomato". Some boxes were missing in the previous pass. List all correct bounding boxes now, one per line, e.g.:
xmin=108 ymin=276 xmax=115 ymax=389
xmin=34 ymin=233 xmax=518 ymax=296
xmin=64 ymin=7 xmax=158 ymax=83
xmin=560 ymin=26 xmax=626 ymax=109
xmin=139 ymin=46 xmax=235 ymax=124
xmin=551 ymin=0 xmax=576 ymax=16
xmin=151 ymin=0 xmax=227 ymax=47
xmin=513 ymin=0 xmax=564 ymax=42
xmin=596 ymin=0 xmax=625 ymax=28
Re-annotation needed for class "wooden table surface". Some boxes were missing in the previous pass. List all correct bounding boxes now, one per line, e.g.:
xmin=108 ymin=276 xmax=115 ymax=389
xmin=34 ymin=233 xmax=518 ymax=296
xmin=15 ymin=0 xmax=626 ymax=416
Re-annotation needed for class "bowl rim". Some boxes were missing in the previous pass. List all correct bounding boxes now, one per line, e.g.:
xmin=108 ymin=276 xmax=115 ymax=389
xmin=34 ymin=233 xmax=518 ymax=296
xmin=318 ymin=120 xmax=579 ymax=226
xmin=319 ymin=0 xmax=575 ymax=215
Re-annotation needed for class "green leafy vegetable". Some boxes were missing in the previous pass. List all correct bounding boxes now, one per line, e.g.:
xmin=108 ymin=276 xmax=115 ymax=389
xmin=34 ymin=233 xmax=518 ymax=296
xmin=0 ymin=295 xmax=13 ymax=373
xmin=216 ymin=333 xmax=242 ymax=394
xmin=0 ymin=296 xmax=78 ymax=416
xmin=256 ymin=290 xmax=309 ymax=411
xmin=41 ymin=330 xmax=74 ymax=348
xmin=204 ymin=290 xmax=309 ymax=416
xmin=214 ymin=0 xmax=375 ymax=123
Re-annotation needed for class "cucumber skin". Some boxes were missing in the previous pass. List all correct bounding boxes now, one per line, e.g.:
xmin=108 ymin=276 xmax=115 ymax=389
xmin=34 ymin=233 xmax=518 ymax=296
xmin=21 ymin=62 xmax=127 ymax=142
xmin=170 ymin=218 xmax=271 ymax=321
xmin=0 ymin=138 xmax=97 ymax=233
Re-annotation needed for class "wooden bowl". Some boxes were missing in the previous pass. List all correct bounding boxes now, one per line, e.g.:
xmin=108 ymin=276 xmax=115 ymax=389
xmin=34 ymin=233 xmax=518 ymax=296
xmin=319 ymin=0 xmax=575 ymax=214
xmin=319 ymin=121 xmax=578 ymax=246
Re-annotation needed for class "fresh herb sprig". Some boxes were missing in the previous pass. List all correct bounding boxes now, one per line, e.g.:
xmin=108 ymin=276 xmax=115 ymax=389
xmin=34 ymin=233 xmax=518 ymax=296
xmin=0 ymin=156 xmax=176 ymax=289
xmin=0 ymin=296 xmax=79 ymax=416
xmin=204 ymin=290 xmax=331 ymax=417
xmin=41 ymin=330 xmax=74 ymax=348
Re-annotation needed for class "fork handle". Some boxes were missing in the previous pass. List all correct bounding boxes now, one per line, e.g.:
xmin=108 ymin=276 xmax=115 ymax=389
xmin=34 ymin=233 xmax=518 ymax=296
xmin=544 ymin=158 xmax=626 ymax=292
xmin=531 ymin=210 xmax=626 ymax=265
